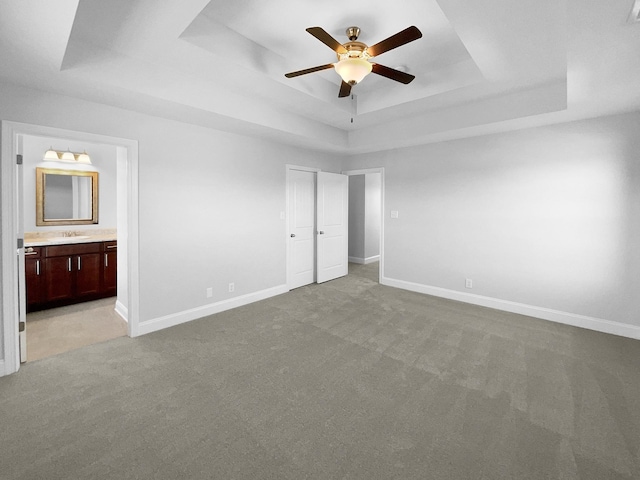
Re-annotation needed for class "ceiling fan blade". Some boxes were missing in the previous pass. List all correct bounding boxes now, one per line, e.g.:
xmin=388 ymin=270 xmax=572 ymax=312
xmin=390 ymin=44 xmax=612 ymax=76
xmin=338 ymin=81 xmax=352 ymax=98
xmin=371 ymin=63 xmax=415 ymax=84
xmin=285 ymin=63 xmax=334 ymax=78
xmin=367 ymin=26 xmax=422 ymax=57
xmin=306 ymin=27 xmax=348 ymax=54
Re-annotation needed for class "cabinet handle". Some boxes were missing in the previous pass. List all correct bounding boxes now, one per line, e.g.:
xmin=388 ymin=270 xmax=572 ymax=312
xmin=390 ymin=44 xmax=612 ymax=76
xmin=68 ymin=257 xmax=72 ymax=272
xmin=77 ymin=257 xmax=81 ymax=271
xmin=106 ymin=245 xmax=117 ymax=249
xmin=36 ymin=260 xmax=40 ymax=276
xmin=25 ymin=251 xmax=38 ymax=256
xmin=105 ymin=253 xmax=108 ymax=267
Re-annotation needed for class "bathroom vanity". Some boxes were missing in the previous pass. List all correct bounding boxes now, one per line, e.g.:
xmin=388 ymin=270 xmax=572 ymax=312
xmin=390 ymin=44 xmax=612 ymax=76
xmin=25 ymin=237 xmax=117 ymax=312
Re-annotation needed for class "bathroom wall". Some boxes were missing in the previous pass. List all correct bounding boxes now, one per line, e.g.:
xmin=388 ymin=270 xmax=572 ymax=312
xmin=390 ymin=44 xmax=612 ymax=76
xmin=22 ymin=135 xmax=117 ymax=233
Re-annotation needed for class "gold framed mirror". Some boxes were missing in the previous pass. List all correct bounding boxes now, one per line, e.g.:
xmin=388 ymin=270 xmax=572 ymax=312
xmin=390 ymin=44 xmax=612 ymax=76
xmin=36 ymin=167 xmax=99 ymax=226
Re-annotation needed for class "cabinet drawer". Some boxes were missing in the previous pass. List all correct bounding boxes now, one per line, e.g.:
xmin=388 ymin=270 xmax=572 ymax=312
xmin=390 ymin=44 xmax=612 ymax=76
xmin=45 ymin=242 xmax=101 ymax=257
xmin=24 ymin=246 xmax=42 ymax=258
xmin=103 ymin=241 xmax=117 ymax=251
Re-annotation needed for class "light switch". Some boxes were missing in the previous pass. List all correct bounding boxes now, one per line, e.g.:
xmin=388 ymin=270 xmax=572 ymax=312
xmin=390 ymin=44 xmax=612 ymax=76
xmin=391 ymin=210 xmax=399 ymax=218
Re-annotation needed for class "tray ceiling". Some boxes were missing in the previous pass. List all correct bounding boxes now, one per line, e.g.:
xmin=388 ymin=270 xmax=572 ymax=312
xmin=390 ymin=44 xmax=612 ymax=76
xmin=0 ymin=0 xmax=638 ymax=154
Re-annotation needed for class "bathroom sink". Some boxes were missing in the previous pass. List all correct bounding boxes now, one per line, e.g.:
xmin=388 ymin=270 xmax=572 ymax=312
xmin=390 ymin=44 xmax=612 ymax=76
xmin=45 ymin=235 xmax=91 ymax=242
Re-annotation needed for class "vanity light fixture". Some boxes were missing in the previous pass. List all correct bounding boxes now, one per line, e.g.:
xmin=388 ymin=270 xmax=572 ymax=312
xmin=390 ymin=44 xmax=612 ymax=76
xmin=43 ymin=147 xmax=59 ymax=160
xmin=76 ymin=151 xmax=91 ymax=164
xmin=60 ymin=149 xmax=75 ymax=161
xmin=43 ymin=147 xmax=92 ymax=164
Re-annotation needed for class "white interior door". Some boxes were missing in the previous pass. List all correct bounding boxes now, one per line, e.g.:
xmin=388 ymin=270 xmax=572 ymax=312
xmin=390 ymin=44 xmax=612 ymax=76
xmin=317 ymin=172 xmax=348 ymax=283
xmin=288 ymin=169 xmax=316 ymax=289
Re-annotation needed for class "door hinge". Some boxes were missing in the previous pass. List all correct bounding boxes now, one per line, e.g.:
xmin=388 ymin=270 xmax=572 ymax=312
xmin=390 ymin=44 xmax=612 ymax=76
xmin=19 ymin=321 xmax=25 ymax=332
xmin=17 ymin=238 xmax=24 ymax=249
xmin=16 ymin=154 xmax=23 ymax=165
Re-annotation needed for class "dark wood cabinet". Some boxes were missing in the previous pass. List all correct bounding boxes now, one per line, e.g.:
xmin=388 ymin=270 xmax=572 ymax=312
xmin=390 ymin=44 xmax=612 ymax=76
xmin=76 ymin=253 xmax=102 ymax=297
xmin=25 ymin=247 xmax=45 ymax=307
xmin=26 ymin=241 xmax=117 ymax=312
xmin=43 ymin=255 xmax=74 ymax=302
xmin=103 ymin=242 xmax=117 ymax=296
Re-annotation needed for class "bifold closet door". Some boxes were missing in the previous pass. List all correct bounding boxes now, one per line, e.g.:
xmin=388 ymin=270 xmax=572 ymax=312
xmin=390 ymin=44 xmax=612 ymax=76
xmin=316 ymin=172 xmax=348 ymax=283
xmin=288 ymin=169 xmax=316 ymax=289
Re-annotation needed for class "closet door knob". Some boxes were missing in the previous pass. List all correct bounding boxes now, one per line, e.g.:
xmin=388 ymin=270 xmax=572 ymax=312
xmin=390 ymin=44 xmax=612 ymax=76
xmin=290 ymin=234 xmax=296 ymax=237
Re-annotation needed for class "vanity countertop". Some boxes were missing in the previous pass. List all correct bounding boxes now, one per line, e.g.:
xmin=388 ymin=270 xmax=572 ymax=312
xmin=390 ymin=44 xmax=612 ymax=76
xmin=24 ymin=229 xmax=117 ymax=247
xmin=25 ymin=235 xmax=117 ymax=247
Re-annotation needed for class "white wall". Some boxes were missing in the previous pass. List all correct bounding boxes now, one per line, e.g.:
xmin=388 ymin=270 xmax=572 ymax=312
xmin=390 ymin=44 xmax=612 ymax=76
xmin=364 ymin=173 xmax=381 ymax=260
xmin=348 ymin=173 xmax=381 ymax=263
xmin=22 ymin=135 xmax=117 ymax=232
xmin=348 ymin=175 xmax=366 ymax=260
xmin=116 ymin=146 xmax=128 ymax=316
xmin=345 ymin=112 xmax=640 ymax=332
xmin=0 ymin=81 xmax=343 ymax=365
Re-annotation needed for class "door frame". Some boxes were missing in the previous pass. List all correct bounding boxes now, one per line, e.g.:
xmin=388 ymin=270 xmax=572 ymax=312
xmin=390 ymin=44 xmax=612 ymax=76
xmin=285 ymin=164 xmax=320 ymax=290
xmin=341 ymin=167 xmax=385 ymax=283
xmin=0 ymin=121 xmax=140 ymax=376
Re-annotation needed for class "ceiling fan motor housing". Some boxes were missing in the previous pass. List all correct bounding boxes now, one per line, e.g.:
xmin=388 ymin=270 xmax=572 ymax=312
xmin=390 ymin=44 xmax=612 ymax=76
xmin=346 ymin=26 xmax=360 ymax=41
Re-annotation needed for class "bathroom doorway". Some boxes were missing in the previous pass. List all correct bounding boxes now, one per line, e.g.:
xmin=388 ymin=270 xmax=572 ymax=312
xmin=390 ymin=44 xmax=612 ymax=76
xmin=0 ymin=121 xmax=139 ymax=375
xmin=21 ymin=134 xmax=124 ymax=361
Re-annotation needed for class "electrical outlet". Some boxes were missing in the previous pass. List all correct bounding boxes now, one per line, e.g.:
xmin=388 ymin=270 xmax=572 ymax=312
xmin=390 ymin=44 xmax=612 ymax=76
xmin=228 ymin=282 xmax=235 ymax=293
xmin=206 ymin=287 xmax=213 ymax=298
xmin=465 ymin=278 xmax=473 ymax=289
xmin=390 ymin=210 xmax=399 ymax=218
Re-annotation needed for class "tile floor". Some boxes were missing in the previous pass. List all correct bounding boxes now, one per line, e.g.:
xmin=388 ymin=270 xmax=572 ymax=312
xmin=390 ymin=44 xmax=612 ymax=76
xmin=25 ymin=297 xmax=127 ymax=362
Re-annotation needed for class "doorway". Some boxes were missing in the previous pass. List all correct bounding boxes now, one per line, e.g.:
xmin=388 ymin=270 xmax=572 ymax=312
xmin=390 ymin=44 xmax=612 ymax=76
xmin=0 ymin=121 xmax=140 ymax=376
xmin=21 ymin=134 xmax=124 ymax=361
xmin=342 ymin=168 xmax=385 ymax=284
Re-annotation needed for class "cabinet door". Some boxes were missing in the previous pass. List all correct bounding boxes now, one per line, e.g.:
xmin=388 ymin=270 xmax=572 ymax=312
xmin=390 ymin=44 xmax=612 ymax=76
xmin=25 ymin=257 xmax=44 ymax=309
xmin=103 ymin=250 xmax=117 ymax=296
xmin=44 ymin=256 xmax=74 ymax=302
xmin=76 ymin=253 xmax=102 ymax=297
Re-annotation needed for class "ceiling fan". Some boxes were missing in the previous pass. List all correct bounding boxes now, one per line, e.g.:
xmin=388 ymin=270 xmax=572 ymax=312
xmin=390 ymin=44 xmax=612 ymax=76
xmin=285 ymin=25 xmax=422 ymax=98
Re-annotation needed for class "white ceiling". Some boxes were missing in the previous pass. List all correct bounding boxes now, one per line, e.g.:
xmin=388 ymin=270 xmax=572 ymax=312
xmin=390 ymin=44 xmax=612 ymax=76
xmin=0 ymin=0 xmax=638 ymax=154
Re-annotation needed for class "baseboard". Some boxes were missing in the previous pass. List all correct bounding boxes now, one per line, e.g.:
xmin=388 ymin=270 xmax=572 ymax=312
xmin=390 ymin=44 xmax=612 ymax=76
xmin=137 ymin=284 xmax=289 ymax=336
xmin=381 ymin=276 xmax=640 ymax=340
xmin=349 ymin=255 xmax=380 ymax=265
xmin=114 ymin=300 xmax=128 ymax=322
xmin=0 ymin=359 xmax=5 ymax=377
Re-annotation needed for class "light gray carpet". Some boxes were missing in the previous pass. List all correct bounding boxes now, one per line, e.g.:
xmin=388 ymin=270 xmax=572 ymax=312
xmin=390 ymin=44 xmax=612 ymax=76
xmin=1 ymin=263 xmax=639 ymax=479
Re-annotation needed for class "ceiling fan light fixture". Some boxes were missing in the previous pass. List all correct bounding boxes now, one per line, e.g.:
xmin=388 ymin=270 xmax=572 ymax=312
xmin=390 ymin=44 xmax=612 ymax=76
xmin=334 ymin=57 xmax=372 ymax=86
